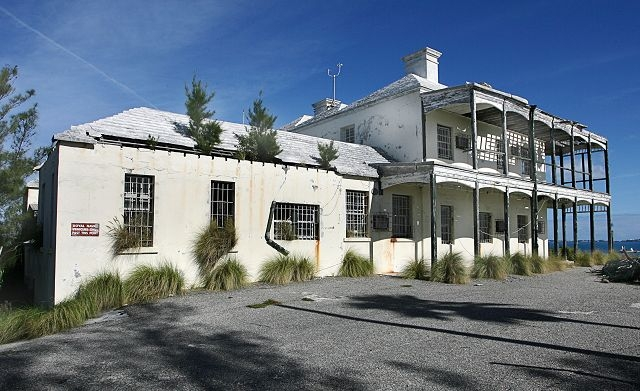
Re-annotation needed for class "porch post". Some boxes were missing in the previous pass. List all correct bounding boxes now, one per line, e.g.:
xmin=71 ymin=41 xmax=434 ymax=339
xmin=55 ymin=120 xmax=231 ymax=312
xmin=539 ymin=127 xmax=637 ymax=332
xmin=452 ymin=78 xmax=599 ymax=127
xmin=473 ymin=182 xmax=480 ymax=258
xmin=501 ymin=101 xmax=509 ymax=176
xmin=553 ymin=194 xmax=559 ymax=254
xmin=470 ymin=88 xmax=478 ymax=170
xmin=430 ymin=173 xmax=437 ymax=267
xmin=604 ymin=141 xmax=611 ymax=194
xmin=550 ymin=119 xmax=557 ymax=185
xmin=559 ymin=146 xmax=565 ymax=186
xmin=570 ymin=125 xmax=577 ymax=188
xmin=607 ymin=204 xmax=614 ymax=252
xmin=589 ymin=200 xmax=595 ymax=253
xmin=504 ymin=187 xmax=511 ymax=256
xmin=573 ymin=197 xmax=579 ymax=255
xmin=529 ymin=106 xmax=539 ymax=256
xmin=561 ymin=205 xmax=567 ymax=251
xmin=587 ymin=135 xmax=594 ymax=191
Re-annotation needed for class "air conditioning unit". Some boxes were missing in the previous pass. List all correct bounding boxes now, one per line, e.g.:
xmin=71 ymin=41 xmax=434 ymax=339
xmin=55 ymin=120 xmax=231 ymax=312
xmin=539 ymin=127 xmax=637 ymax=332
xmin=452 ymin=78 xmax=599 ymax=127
xmin=372 ymin=214 xmax=389 ymax=230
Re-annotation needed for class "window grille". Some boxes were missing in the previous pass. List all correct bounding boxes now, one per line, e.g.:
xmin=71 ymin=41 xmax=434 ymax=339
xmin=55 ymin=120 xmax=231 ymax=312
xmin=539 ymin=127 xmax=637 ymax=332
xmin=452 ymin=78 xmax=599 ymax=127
xmin=372 ymin=213 xmax=389 ymax=230
xmin=341 ymin=125 xmax=355 ymax=143
xmin=522 ymin=160 xmax=532 ymax=176
xmin=346 ymin=190 xmax=368 ymax=238
xmin=537 ymin=219 xmax=546 ymax=235
xmin=479 ymin=212 xmax=492 ymax=243
xmin=437 ymin=125 xmax=453 ymax=160
xmin=495 ymin=219 xmax=505 ymax=233
xmin=273 ymin=203 xmax=319 ymax=240
xmin=211 ymin=181 xmax=235 ymax=227
xmin=441 ymin=205 xmax=453 ymax=244
xmin=455 ymin=134 xmax=470 ymax=150
xmin=392 ymin=195 xmax=412 ymax=238
xmin=517 ymin=215 xmax=528 ymax=243
xmin=123 ymin=174 xmax=154 ymax=247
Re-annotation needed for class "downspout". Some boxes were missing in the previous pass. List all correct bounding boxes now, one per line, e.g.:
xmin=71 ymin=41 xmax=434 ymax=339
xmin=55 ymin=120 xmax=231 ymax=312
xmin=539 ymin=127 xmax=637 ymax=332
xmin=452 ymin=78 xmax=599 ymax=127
xmin=265 ymin=201 xmax=289 ymax=255
xmin=421 ymin=100 xmax=427 ymax=162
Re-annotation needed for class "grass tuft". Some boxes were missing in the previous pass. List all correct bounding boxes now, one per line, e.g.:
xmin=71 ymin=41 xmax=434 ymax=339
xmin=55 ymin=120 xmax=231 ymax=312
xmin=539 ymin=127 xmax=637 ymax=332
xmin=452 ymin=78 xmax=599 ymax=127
xmin=401 ymin=258 xmax=429 ymax=280
xmin=530 ymin=255 xmax=546 ymax=274
xmin=591 ymin=251 xmax=607 ymax=266
xmin=339 ymin=249 xmax=373 ymax=277
xmin=431 ymin=252 xmax=469 ymax=284
xmin=472 ymin=255 xmax=507 ymax=280
xmin=507 ymin=253 xmax=532 ymax=276
xmin=545 ymin=254 xmax=568 ymax=272
xmin=203 ymin=258 xmax=248 ymax=291
xmin=292 ymin=255 xmax=316 ymax=282
xmin=247 ymin=299 xmax=281 ymax=309
xmin=574 ymin=251 xmax=593 ymax=267
xmin=124 ymin=262 xmax=184 ymax=304
xmin=75 ymin=272 xmax=124 ymax=317
xmin=106 ymin=217 xmax=142 ymax=256
xmin=193 ymin=219 xmax=238 ymax=278
xmin=259 ymin=254 xmax=316 ymax=284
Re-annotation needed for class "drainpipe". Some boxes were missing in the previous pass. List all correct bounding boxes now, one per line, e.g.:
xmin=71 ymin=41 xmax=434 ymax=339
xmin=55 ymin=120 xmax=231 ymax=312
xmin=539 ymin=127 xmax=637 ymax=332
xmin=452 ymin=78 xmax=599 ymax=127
xmin=265 ymin=201 xmax=289 ymax=255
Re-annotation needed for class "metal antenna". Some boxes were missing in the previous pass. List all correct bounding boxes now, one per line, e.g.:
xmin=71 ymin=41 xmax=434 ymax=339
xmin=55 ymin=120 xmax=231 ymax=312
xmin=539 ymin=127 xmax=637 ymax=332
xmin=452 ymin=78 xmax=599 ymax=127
xmin=327 ymin=63 xmax=343 ymax=107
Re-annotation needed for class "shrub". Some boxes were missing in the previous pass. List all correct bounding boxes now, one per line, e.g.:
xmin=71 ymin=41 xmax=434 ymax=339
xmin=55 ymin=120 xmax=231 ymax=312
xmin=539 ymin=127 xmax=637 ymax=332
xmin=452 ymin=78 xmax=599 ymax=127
xmin=591 ymin=251 xmax=607 ymax=266
xmin=472 ymin=255 xmax=507 ymax=280
xmin=259 ymin=254 xmax=316 ymax=284
xmin=106 ymin=217 xmax=141 ymax=256
xmin=124 ymin=263 xmax=184 ymax=304
xmin=560 ymin=247 xmax=576 ymax=262
xmin=28 ymin=299 xmax=88 ymax=337
xmin=339 ymin=249 xmax=373 ymax=277
xmin=574 ymin=251 xmax=593 ymax=267
xmin=606 ymin=251 xmax=621 ymax=262
xmin=431 ymin=252 xmax=469 ymax=284
xmin=203 ymin=258 xmax=248 ymax=291
xmin=193 ymin=219 xmax=238 ymax=277
xmin=530 ymin=255 xmax=546 ymax=274
xmin=0 ymin=307 xmax=46 ymax=344
xmin=545 ymin=254 xmax=568 ymax=272
xmin=401 ymin=258 xmax=429 ymax=280
xmin=75 ymin=272 xmax=124 ymax=317
xmin=507 ymin=253 xmax=532 ymax=276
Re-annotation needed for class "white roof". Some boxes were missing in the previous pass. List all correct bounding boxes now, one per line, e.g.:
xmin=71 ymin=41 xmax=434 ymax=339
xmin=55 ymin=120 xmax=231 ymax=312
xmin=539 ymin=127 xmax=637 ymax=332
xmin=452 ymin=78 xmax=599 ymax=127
xmin=53 ymin=107 xmax=390 ymax=178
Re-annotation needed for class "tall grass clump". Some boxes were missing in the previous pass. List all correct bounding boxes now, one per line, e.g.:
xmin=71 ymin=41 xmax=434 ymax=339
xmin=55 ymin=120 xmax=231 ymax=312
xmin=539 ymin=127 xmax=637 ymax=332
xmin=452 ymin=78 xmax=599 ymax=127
xmin=124 ymin=263 xmax=184 ymax=304
xmin=75 ymin=272 xmax=124 ymax=317
xmin=193 ymin=219 xmax=238 ymax=278
xmin=472 ymin=255 xmax=507 ymax=280
xmin=545 ymin=254 xmax=568 ymax=272
xmin=590 ymin=251 xmax=607 ymax=266
xmin=259 ymin=254 xmax=316 ymax=284
xmin=107 ymin=217 xmax=142 ymax=256
xmin=0 ymin=307 xmax=46 ymax=344
xmin=401 ymin=258 xmax=429 ymax=280
xmin=431 ymin=252 xmax=469 ymax=284
xmin=530 ymin=255 xmax=546 ymax=274
xmin=507 ymin=253 xmax=532 ymax=276
xmin=203 ymin=258 xmax=248 ymax=291
xmin=574 ymin=251 xmax=593 ymax=267
xmin=339 ymin=249 xmax=373 ymax=277
xmin=606 ymin=251 xmax=621 ymax=262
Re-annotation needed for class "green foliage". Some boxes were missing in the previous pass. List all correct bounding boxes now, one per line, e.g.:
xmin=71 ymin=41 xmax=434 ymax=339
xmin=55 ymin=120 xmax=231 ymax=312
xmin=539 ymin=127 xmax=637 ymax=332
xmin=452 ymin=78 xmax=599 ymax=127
xmin=338 ymin=249 xmax=373 ymax=277
xmin=259 ymin=254 xmax=316 ymax=284
xmin=472 ymin=255 xmax=507 ymax=280
xmin=235 ymin=92 xmax=282 ymax=162
xmin=401 ymin=258 xmax=429 ymax=280
xmin=0 ymin=268 xmax=4 ymax=289
xmin=0 ymin=65 xmax=49 ymax=252
xmin=530 ymin=255 xmax=546 ymax=274
xmin=606 ymin=251 xmax=621 ymax=262
xmin=545 ymin=254 xmax=568 ymax=272
xmin=275 ymin=221 xmax=297 ymax=240
xmin=431 ymin=252 xmax=469 ymax=284
xmin=184 ymin=76 xmax=223 ymax=154
xmin=123 ymin=263 xmax=184 ymax=304
xmin=203 ymin=258 xmax=248 ymax=291
xmin=590 ymin=250 xmax=607 ymax=266
xmin=106 ymin=216 xmax=141 ymax=256
xmin=0 ymin=307 xmax=47 ymax=344
xmin=193 ymin=219 xmax=238 ymax=278
xmin=560 ymin=247 xmax=576 ymax=262
xmin=316 ymin=140 xmax=339 ymax=169
xmin=574 ymin=251 xmax=593 ymax=267
xmin=75 ymin=272 xmax=124 ymax=317
xmin=507 ymin=253 xmax=532 ymax=276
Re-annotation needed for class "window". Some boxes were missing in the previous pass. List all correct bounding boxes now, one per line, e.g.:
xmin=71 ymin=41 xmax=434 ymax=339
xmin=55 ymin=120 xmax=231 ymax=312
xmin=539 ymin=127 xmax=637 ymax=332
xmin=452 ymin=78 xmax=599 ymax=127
xmin=495 ymin=219 xmax=505 ymax=234
xmin=537 ymin=219 xmax=546 ymax=235
xmin=341 ymin=125 xmax=355 ymax=143
xmin=455 ymin=134 xmax=470 ymax=150
xmin=123 ymin=174 xmax=154 ymax=247
xmin=517 ymin=215 xmax=528 ymax=243
xmin=479 ymin=212 xmax=492 ymax=243
xmin=441 ymin=205 xmax=453 ymax=244
xmin=372 ymin=214 xmax=389 ymax=230
xmin=346 ymin=190 xmax=368 ymax=238
xmin=211 ymin=181 xmax=235 ymax=227
xmin=437 ymin=125 xmax=453 ymax=160
xmin=273 ymin=203 xmax=319 ymax=240
xmin=392 ymin=195 xmax=412 ymax=238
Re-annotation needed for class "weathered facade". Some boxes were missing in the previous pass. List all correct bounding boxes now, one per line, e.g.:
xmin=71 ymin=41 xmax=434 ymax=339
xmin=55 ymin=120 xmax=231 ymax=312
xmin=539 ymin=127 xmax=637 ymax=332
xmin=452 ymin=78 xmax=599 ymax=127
xmin=288 ymin=47 xmax=612 ymax=265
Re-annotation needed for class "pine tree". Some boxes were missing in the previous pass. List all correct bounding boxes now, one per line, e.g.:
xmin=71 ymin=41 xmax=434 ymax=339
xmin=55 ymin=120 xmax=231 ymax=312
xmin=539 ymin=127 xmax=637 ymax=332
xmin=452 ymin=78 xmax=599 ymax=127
xmin=184 ymin=76 xmax=223 ymax=154
xmin=235 ymin=92 xmax=282 ymax=162
xmin=317 ymin=140 xmax=339 ymax=169
xmin=0 ymin=66 xmax=48 ymax=263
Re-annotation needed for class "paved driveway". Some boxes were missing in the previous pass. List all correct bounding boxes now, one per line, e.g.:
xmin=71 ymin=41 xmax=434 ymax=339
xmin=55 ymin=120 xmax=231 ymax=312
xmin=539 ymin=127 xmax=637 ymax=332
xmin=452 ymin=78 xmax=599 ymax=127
xmin=1 ymin=267 xmax=638 ymax=390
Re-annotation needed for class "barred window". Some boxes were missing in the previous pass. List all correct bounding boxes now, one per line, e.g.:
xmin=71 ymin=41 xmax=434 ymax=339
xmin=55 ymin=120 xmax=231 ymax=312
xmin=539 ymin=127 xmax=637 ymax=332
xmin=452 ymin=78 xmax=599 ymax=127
xmin=274 ymin=203 xmax=319 ymax=240
xmin=346 ymin=190 xmax=368 ymax=238
xmin=537 ymin=219 xmax=546 ymax=235
xmin=441 ymin=205 xmax=453 ymax=244
xmin=341 ymin=125 xmax=355 ymax=143
xmin=211 ymin=181 xmax=235 ymax=227
xmin=517 ymin=215 xmax=529 ymax=243
xmin=522 ymin=159 xmax=532 ymax=176
xmin=437 ymin=125 xmax=453 ymax=160
xmin=479 ymin=212 xmax=492 ymax=243
xmin=392 ymin=195 xmax=412 ymax=238
xmin=123 ymin=174 xmax=154 ymax=247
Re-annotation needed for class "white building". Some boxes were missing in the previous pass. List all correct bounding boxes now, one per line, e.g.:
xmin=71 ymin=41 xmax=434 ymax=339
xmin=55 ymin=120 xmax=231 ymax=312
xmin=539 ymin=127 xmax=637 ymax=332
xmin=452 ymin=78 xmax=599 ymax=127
xmin=28 ymin=46 xmax=612 ymax=307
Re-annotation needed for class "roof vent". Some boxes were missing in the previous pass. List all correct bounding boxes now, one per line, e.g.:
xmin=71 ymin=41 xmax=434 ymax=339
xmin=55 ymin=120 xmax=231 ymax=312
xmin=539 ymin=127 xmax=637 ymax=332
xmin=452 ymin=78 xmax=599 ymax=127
xmin=402 ymin=47 xmax=442 ymax=83
xmin=312 ymin=98 xmax=341 ymax=116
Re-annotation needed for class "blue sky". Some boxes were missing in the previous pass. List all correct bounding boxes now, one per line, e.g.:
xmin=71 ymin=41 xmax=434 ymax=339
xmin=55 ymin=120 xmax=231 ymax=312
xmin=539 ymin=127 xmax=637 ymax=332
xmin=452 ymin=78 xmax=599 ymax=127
xmin=1 ymin=0 xmax=639 ymax=239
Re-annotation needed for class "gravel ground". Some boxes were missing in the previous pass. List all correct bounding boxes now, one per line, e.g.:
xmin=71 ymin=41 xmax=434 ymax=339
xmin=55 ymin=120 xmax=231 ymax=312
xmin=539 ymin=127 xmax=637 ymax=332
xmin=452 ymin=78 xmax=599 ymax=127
xmin=1 ymin=267 xmax=638 ymax=390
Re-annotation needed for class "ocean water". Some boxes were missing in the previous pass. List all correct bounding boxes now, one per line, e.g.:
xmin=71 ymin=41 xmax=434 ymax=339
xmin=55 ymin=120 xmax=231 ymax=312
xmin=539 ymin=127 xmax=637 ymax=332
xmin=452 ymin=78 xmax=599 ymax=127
xmin=548 ymin=240 xmax=640 ymax=253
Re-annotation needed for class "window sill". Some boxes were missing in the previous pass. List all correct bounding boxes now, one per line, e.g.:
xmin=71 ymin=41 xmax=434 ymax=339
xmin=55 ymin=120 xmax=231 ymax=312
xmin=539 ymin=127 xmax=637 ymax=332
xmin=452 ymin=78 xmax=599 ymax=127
xmin=116 ymin=248 xmax=159 ymax=255
xmin=390 ymin=237 xmax=414 ymax=242
xmin=344 ymin=237 xmax=371 ymax=242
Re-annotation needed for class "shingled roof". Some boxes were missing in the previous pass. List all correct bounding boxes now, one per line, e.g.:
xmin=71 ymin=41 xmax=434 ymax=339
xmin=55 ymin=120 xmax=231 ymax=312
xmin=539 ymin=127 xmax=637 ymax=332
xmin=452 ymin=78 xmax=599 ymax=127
xmin=53 ymin=107 xmax=390 ymax=178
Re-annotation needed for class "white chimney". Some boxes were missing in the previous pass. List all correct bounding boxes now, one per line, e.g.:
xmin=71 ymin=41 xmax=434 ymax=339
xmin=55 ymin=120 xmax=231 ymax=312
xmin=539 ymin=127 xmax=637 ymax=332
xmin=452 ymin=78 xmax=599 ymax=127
xmin=312 ymin=98 xmax=341 ymax=116
xmin=402 ymin=47 xmax=442 ymax=83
